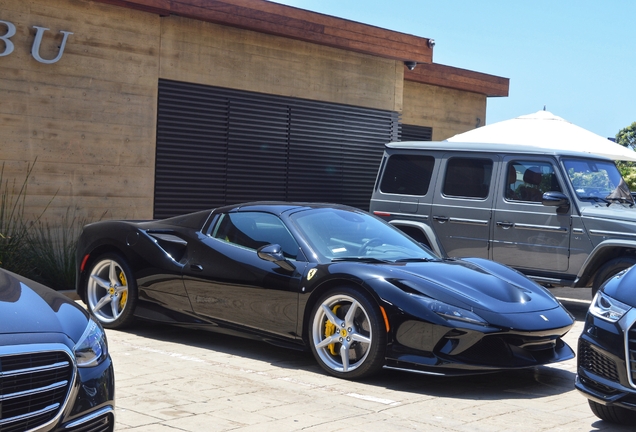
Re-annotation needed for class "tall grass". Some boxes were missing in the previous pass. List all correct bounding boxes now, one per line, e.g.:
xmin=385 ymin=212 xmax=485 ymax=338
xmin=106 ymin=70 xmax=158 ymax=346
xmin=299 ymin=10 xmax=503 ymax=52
xmin=0 ymin=162 xmax=37 ymax=276
xmin=25 ymin=210 xmax=88 ymax=291
xmin=1 ymin=161 xmax=89 ymax=291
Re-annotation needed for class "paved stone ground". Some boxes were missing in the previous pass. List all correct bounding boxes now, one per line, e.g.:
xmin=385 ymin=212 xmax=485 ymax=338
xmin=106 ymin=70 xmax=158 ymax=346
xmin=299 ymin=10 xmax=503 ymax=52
xmin=96 ymin=299 xmax=630 ymax=431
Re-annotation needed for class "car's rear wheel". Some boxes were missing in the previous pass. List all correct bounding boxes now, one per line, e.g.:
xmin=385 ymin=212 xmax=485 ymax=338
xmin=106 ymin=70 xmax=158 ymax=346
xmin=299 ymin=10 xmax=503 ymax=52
xmin=592 ymin=256 xmax=636 ymax=297
xmin=309 ymin=287 xmax=386 ymax=379
xmin=588 ymin=400 xmax=636 ymax=425
xmin=86 ymin=253 xmax=137 ymax=329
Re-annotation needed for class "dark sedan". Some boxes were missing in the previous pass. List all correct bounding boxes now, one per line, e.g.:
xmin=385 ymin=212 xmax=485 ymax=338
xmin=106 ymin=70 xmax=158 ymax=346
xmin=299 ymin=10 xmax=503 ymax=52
xmin=76 ymin=202 xmax=574 ymax=379
xmin=0 ymin=268 xmax=114 ymax=431
xmin=577 ymin=265 xmax=636 ymax=424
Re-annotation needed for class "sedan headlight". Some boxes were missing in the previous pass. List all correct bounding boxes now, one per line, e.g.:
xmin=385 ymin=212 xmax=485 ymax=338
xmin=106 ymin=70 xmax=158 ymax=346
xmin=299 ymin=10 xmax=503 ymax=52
xmin=416 ymin=296 xmax=488 ymax=326
xmin=589 ymin=291 xmax=631 ymax=323
xmin=74 ymin=318 xmax=109 ymax=368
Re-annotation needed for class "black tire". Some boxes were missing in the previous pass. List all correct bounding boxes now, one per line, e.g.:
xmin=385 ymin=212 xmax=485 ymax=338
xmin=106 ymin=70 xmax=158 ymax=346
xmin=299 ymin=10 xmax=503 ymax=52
xmin=85 ymin=253 xmax=137 ymax=329
xmin=592 ymin=256 xmax=636 ymax=297
xmin=588 ymin=400 xmax=636 ymax=425
xmin=309 ymin=286 xmax=386 ymax=379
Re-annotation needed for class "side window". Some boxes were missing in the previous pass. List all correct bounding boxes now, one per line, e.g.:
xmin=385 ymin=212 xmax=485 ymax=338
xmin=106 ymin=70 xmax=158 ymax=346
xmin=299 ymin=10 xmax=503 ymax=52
xmin=505 ymin=161 xmax=562 ymax=202
xmin=212 ymin=212 xmax=299 ymax=259
xmin=380 ymin=154 xmax=435 ymax=195
xmin=443 ymin=157 xmax=493 ymax=199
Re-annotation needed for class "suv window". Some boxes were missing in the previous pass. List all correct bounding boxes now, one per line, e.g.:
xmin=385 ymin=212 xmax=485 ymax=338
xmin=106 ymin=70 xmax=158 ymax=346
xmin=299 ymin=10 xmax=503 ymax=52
xmin=380 ymin=154 xmax=435 ymax=195
xmin=505 ymin=161 xmax=561 ymax=202
xmin=443 ymin=157 xmax=493 ymax=199
xmin=212 ymin=212 xmax=299 ymax=259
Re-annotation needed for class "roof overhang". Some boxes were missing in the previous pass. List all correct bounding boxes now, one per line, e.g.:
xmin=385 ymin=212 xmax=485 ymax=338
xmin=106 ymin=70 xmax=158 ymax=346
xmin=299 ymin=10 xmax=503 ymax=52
xmin=93 ymin=0 xmax=509 ymax=97
xmin=404 ymin=62 xmax=509 ymax=97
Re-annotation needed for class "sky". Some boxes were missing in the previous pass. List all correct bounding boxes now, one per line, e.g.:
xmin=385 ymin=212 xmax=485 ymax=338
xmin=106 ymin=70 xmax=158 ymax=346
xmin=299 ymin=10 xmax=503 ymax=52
xmin=271 ymin=0 xmax=634 ymax=140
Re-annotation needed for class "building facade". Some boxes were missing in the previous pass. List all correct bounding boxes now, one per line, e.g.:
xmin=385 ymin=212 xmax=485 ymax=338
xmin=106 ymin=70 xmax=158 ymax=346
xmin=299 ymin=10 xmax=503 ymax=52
xmin=0 ymin=0 xmax=508 ymax=221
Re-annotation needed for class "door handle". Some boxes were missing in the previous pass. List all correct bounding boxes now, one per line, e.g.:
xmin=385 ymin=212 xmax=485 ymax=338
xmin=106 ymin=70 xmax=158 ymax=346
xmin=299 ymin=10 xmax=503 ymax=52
xmin=433 ymin=215 xmax=449 ymax=223
xmin=190 ymin=264 xmax=204 ymax=272
xmin=496 ymin=221 xmax=513 ymax=229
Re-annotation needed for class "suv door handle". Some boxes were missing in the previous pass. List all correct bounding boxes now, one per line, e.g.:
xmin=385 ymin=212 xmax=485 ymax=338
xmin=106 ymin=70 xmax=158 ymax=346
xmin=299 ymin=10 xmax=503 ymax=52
xmin=496 ymin=221 xmax=513 ymax=229
xmin=433 ymin=216 xmax=449 ymax=223
xmin=190 ymin=264 xmax=204 ymax=272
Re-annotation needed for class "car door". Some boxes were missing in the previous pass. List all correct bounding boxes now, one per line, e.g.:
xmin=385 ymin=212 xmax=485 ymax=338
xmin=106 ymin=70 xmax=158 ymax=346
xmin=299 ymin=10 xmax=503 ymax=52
xmin=430 ymin=154 xmax=497 ymax=258
xmin=492 ymin=157 xmax=570 ymax=272
xmin=182 ymin=211 xmax=305 ymax=340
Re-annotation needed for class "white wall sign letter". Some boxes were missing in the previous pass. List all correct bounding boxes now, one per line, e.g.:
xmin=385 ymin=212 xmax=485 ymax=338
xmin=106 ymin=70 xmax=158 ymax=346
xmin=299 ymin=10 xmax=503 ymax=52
xmin=0 ymin=19 xmax=16 ymax=56
xmin=31 ymin=26 xmax=73 ymax=64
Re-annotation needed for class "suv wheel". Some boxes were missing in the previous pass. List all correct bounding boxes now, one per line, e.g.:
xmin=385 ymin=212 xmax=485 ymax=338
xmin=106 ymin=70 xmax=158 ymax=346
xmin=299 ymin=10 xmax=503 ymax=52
xmin=592 ymin=256 xmax=636 ymax=297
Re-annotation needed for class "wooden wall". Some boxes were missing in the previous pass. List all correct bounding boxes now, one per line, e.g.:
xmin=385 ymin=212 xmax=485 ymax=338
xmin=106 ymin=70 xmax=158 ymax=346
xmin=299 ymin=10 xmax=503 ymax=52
xmin=158 ymin=15 xmax=403 ymax=112
xmin=1 ymin=0 xmax=160 ymax=221
xmin=0 ymin=0 xmax=490 ymax=224
xmin=401 ymin=81 xmax=487 ymax=141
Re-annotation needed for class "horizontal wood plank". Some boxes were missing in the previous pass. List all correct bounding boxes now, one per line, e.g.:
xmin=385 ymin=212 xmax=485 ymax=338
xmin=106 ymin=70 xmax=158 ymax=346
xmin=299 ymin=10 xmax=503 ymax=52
xmin=405 ymin=63 xmax=509 ymax=97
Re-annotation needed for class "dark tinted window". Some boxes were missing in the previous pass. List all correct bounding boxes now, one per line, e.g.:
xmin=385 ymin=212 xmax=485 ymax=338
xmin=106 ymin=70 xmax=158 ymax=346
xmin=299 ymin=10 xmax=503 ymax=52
xmin=380 ymin=155 xmax=435 ymax=195
xmin=443 ymin=157 xmax=493 ymax=198
xmin=212 ymin=212 xmax=299 ymax=259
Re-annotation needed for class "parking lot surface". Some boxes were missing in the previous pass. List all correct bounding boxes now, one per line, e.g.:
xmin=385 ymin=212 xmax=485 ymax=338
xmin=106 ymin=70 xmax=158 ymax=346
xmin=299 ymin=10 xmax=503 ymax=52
xmin=96 ymin=292 xmax=630 ymax=431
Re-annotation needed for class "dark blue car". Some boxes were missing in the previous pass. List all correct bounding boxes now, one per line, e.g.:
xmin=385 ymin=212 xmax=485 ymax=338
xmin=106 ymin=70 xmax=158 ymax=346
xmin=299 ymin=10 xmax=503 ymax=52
xmin=0 ymin=268 xmax=114 ymax=431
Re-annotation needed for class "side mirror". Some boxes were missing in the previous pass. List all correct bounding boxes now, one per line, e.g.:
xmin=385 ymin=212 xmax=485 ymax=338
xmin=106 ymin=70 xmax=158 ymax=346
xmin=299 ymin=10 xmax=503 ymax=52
xmin=257 ymin=244 xmax=295 ymax=272
xmin=542 ymin=191 xmax=570 ymax=209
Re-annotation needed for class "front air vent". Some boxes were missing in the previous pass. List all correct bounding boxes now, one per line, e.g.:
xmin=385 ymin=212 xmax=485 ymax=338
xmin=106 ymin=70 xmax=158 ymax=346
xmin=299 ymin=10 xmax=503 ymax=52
xmin=579 ymin=339 xmax=620 ymax=382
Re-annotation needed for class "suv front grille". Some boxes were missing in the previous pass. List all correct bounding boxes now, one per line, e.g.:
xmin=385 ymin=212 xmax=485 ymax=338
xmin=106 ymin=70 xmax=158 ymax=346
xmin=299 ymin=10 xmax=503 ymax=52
xmin=0 ymin=349 xmax=74 ymax=432
xmin=579 ymin=339 xmax=619 ymax=382
xmin=628 ymin=323 xmax=636 ymax=387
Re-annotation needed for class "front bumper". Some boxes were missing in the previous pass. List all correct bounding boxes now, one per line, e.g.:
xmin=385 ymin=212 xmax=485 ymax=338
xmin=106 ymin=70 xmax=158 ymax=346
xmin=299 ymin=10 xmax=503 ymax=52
xmin=576 ymin=311 xmax=636 ymax=412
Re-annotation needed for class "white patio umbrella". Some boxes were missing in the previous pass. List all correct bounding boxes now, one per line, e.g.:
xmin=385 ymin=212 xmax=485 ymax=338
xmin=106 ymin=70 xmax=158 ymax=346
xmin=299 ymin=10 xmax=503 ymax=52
xmin=446 ymin=110 xmax=636 ymax=162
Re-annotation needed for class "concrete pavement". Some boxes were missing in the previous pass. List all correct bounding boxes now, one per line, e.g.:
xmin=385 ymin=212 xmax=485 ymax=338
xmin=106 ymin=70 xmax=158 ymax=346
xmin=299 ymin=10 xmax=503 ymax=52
xmin=93 ymin=297 xmax=631 ymax=432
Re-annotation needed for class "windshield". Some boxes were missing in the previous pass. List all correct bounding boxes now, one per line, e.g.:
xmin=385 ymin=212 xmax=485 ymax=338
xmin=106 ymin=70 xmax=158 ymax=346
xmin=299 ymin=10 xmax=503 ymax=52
xmin=563 ymin=158 xmax=633 ymax=203
xmin=290 ymin=208 xmax=437 ymax=262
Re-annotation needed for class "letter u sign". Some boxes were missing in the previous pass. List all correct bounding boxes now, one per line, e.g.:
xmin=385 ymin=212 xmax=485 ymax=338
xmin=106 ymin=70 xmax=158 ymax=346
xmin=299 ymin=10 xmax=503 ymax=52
xmin=0 ymin=20 xmax=73 ymax=64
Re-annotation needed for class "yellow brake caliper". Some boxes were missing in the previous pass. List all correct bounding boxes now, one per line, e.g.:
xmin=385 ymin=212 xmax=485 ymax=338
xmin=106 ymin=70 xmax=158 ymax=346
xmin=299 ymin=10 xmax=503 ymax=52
xmin=324 ymin=305 xmax=341 ymax=356
xmin=118 ymin=270 xmax=128 ymax=308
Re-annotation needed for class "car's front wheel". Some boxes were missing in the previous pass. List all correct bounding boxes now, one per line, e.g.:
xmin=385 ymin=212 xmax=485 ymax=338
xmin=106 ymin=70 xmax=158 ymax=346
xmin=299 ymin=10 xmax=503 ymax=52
xmin=588 ymin=400 xmax=636 ymax=425
xmin=86 ymin=253 xmax=137 ymax=329
xmin=309 ymin=287 xmax=386 ymax=379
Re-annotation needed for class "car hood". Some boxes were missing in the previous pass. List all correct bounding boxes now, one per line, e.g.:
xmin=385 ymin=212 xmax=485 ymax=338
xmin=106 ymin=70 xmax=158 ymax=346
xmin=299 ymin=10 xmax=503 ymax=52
xmin=580 ymin=203 xmax=636 ymax=223
xmin=0 ymin=269 xmax=89 ymax=342
xmin=369 ymin=258 xmax=561 ymax=314
xmin=602 ymin=265 xmax=636 ymax=307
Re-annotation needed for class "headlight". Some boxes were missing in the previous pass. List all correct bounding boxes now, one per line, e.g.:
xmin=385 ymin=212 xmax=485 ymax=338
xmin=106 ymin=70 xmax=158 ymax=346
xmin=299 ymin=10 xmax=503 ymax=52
xmin=589 ymin=291 xmax=631 ymax=323
xmin=74 ymin=318 xmax=109 ymax=368
xmin=416 ymin=296 xmax=488 ymax=326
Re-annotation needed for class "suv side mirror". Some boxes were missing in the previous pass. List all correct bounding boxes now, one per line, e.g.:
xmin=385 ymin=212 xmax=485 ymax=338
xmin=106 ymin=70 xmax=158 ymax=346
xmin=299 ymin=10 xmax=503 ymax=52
xmin=257 ymin=244 xmax=296 ymax=272
xmin=542 ymin=191 xmax=570 ymax=209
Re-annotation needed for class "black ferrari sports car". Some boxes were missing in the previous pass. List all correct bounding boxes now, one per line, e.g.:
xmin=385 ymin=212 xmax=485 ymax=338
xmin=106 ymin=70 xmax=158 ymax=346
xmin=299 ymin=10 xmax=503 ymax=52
xmin=76 ymin=202 xmax=574 ymax=379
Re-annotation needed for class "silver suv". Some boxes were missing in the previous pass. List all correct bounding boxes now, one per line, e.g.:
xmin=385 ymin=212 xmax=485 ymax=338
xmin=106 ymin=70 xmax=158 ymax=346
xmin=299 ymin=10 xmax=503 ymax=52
xmin=370 ymin=141 xmax=636 ymax=295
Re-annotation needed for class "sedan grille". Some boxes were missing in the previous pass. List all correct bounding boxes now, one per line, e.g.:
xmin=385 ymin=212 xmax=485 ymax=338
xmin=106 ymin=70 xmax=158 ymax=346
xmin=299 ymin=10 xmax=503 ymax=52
xmin=0 ymin=349 xmax=74 ymax=432
xmin=579 ymin=339 xmax=619 ymax=382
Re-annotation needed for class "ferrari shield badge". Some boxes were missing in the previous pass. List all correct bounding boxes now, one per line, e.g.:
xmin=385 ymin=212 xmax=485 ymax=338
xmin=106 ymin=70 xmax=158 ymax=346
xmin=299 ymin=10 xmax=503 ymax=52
xmin=307 ymin=268 xmax=317 ymax=281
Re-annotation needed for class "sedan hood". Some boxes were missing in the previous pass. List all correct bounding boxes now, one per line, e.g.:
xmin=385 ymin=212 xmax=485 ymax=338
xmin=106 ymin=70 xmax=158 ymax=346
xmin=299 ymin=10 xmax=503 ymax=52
xmin=375 ymin=258 xmax=561 ymax=314
xmin=0 ymin=269 xmax=89 ymax=342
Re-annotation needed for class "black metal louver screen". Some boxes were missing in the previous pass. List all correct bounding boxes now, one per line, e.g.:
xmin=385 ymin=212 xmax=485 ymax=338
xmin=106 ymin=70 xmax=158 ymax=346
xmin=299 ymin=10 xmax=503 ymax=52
xmin=399 ymin=124 xmax=433 ymax=141
xmin=155 ymin=79 xmax=399 ymax=218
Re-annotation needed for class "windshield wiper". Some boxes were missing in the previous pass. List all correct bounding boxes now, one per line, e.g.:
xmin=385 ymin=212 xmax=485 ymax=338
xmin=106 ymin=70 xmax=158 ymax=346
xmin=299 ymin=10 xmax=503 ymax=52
xmin=605 ymin=197 xmax=635 ymax=207
xmin=393 ymin=257 xmax=438 ymax=263
xmin=331 ymin=257 xmax=392 ymax=263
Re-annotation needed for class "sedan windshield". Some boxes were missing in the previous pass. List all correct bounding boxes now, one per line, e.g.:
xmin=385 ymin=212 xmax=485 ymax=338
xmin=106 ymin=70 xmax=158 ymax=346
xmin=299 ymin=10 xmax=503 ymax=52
xmin=290 ymin=208 xmax=437 ymax=262
xmin=563 ymin=158 xmax=633 ymax=204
